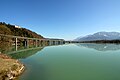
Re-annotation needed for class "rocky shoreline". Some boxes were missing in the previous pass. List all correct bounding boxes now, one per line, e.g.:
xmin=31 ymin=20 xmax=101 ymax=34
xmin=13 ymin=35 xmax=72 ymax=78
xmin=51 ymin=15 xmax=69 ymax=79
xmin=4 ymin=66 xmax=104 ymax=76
xmin=0 ymin=53 xmax=25 ymax=80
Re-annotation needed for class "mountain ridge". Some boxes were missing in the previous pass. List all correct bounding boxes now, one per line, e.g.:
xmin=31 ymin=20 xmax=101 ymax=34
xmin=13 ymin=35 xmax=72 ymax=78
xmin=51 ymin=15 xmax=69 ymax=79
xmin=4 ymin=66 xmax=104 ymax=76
xmin=75 ymin=31 xmax=120 ymax=41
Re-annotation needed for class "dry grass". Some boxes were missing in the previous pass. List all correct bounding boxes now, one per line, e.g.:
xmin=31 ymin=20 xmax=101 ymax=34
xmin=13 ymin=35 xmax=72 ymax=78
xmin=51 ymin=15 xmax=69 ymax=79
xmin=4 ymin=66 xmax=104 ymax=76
xmin=0 ymin=58 xmax=17 ymax=72
xmin=0 ymin=54 xmax=24 ymax=80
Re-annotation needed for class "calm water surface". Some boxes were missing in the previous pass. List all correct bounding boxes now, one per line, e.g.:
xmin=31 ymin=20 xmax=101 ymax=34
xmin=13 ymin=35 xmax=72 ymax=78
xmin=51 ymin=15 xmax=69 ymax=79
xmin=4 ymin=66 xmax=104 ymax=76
xmin=18 ymin=43 xmax=120 ymax=80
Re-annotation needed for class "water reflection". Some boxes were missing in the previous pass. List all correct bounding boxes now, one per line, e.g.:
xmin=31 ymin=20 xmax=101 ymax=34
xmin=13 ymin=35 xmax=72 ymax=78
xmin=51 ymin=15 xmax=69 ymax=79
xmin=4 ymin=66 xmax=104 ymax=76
xmin=0 ymin=40 xmax=63 ymax=59
xmin=76 ymin=43 xmax=120 ymax=51
xmin=9 ymin=47 xmax=44 ymax=59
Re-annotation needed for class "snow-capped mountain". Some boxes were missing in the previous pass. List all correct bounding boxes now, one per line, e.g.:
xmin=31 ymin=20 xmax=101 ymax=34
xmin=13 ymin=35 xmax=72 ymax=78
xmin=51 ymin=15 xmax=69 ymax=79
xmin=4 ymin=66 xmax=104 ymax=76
xmin=75 ymin=32 xmax=120 ymax=41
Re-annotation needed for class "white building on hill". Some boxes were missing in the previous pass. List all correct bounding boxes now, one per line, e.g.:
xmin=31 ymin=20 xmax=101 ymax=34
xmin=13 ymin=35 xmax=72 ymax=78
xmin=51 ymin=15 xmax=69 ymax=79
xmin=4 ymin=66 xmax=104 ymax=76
xmin=15 ymin=25 xmax=21 ymax=28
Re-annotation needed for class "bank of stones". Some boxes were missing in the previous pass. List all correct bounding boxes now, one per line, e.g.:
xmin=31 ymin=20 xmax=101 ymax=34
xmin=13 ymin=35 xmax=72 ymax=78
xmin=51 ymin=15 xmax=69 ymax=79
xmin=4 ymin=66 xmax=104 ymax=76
xmin=0 ymin=53 xmax=25 ymax=80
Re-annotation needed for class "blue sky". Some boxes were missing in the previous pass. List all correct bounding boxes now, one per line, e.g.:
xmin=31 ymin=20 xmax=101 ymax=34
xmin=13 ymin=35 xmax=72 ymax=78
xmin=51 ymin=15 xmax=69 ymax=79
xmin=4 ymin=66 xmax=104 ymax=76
xmin=1 ymin=0 xmax=120 ymax=40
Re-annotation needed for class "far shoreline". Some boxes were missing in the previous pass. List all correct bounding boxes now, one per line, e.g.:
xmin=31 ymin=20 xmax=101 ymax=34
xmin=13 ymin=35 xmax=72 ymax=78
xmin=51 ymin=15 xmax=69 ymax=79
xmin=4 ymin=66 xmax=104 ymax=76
xmin=68 ymin=40 xmax=120 ymax=44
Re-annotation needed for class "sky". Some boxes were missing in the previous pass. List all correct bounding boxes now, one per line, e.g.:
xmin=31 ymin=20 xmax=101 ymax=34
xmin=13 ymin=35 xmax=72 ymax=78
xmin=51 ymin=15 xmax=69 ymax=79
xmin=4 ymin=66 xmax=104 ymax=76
xmin=0 ymin=0 xmax=120 ymax=40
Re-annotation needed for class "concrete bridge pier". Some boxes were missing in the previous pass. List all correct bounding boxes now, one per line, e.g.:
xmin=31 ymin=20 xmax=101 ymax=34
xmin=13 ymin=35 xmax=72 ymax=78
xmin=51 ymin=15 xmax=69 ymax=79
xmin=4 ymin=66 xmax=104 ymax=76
xmin=35 ymin=39 xmax=38 ymax=47
xmin=37 ymin=40 xmax=40 ymax=47
xmin=47 ymin=40 xmax=49 ymax=45
xmin=60 ymin=41 xmax=62 ymax=44
xmin=33 ymin=40 xmax=36 ymax=47
xmin=47 ymin=40 xmax=50 ymax=45
xmin=40 ymin=40 xmax=43 ymax=46
xmin=24 ymin=39 xmax=29 ymax=48
xmin=50 ymin=40 xmax=53 ymax=45
xmin=15 ymin=38 xmax=17 ymax=51
xmin=58 ymin=41 xmax=60 ymax=45
xmin=55 ymin=41 xmax=57 ymax=45
xmin=53 ymin=41 xmax=55 ymax=45
xmin=24 ymin=39 xmax=27 ymax=48
xmin=27 ymin=39 xmax=29 ymax=48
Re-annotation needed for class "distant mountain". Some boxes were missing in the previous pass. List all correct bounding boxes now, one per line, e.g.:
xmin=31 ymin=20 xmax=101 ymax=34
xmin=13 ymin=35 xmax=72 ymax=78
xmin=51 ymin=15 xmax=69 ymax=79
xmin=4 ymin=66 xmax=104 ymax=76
xmin=75 ymin=32 xmax=120 ymax=41
xmin=0 ymin=22 xmax=44 ymax=39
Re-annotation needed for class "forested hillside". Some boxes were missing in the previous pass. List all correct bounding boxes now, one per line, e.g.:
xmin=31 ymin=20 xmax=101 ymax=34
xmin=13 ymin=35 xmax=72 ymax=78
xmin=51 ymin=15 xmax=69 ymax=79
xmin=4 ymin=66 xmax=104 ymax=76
xmin=0 ymin=22 xmax=44 ymax=39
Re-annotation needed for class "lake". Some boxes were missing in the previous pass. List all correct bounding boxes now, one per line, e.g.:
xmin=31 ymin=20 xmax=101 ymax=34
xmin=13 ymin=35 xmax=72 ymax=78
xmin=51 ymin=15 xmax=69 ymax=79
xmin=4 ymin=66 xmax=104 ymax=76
xmin=13 ymin=43 xmax=120 ymax=80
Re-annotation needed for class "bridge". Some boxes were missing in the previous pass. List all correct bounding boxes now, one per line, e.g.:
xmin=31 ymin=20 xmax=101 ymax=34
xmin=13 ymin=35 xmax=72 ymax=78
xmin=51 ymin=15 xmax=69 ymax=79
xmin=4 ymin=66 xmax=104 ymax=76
xmin=0 ymin=34 xmax=65 ymax=51
xmin=65 ymin=40 xmax=81 ymax=43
